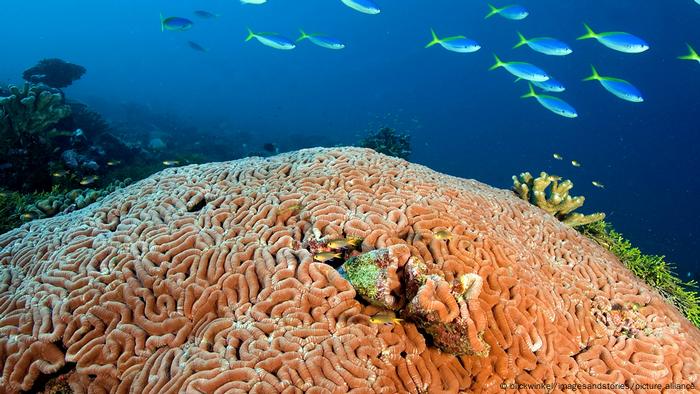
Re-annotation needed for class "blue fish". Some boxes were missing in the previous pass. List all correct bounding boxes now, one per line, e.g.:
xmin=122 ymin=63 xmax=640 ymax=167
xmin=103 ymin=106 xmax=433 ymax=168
xmin=245 ymin=28 xmax=296 ymax=50
xmin=485 ymin=3 xmax=528 ymax=20
xmin=532 ymin=78 xmax=566 ymax=93
xmin=194 ymin=10 xmax=220 ymax=19
xmin=341 ymin=0 xmax=380 ymax=14
xmin=187 ymin=41 xmax=209 ymax=52
xmin=583 ymin=65 xmax=643 ymax=103
xmin=160 ymin=13 xmax=193 ymax=32
xmin=521 ymin=83 xmax=577 ymax=118
xmin=577 ymin=24 xmax=649 ymax=54
xmin=425 ymin=29 xmax=480 ymax=53
xmin=297 ymin=29 xmax=345 ymax=50
xmin=513 ymin=32 xmax=572 ymax=56
xmin=489 ymin=55 xmax=549 ymax=82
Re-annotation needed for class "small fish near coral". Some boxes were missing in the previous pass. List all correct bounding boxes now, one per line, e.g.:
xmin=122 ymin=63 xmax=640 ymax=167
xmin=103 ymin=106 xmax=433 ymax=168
xmin=327 ymin=236 xmax=362 ymax=250
xmin=313 ymin=251 xmax=342 ymax=262
xmin=369 ymin=311 xmax=403 ymax=326
xmin=433 ymin=229 xmax=454 ymax=240
xmin=79 ymin=174 xmax=99 ymax=186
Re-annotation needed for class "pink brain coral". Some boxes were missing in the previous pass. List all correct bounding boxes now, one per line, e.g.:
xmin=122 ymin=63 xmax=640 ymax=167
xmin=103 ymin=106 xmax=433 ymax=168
xmin=0 ymin=147 xmax=698 ymax=393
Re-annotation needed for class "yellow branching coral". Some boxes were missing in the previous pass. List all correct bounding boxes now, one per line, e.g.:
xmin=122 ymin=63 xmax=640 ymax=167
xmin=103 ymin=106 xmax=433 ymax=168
xmin=513 ymin=171 xmax=605 ymax=226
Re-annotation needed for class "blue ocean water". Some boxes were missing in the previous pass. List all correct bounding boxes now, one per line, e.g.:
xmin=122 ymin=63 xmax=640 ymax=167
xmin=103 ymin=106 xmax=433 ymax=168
xmin=1 ymin=0 xmax=698 ymax=276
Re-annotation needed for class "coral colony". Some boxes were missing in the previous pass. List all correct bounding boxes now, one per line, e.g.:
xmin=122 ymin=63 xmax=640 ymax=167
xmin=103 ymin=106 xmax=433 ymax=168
xmin=0 ymin=148 xmax=697 ymax=392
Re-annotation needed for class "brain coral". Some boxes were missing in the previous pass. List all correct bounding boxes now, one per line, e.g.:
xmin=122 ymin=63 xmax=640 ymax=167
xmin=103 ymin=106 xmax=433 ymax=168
xmin=0 ymin=147 xmax=698 ymax=393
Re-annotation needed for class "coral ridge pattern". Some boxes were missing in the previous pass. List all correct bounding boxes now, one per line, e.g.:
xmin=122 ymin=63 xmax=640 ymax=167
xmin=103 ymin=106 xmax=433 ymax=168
xmin=0 ymin=147 xmax=698 ymax=393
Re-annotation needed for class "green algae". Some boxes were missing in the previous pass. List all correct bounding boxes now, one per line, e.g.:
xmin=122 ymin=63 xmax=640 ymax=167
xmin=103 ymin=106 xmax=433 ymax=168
xmin=344 ymin=253 xmax=383 ymax=301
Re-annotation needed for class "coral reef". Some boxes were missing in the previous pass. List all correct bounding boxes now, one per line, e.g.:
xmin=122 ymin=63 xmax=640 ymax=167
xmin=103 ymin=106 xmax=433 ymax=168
xmin=0 ymin=84 xmax=70 ymax=138
xmin=342 ymin=246 xmax=406 ymax=310
xmin=0 ymin=82 xmax=142 ymax=194
xmin=0 ymin=190 xmax=32 ymax=234
xmin=0 ymin=147 xmax=698 ymax=393
xmin=0 ymin=84 xmax=72 ymax=191
xmin=360 ymin=126 xmax=411 ymax=159
xmin=22 ymin=180 xmax=130 ymax=220
xmin=342 ymin=249 xmax=490 ymax=357
xmin=57 ymin=102 xmax=110 ymax=139
xmin=0 ymin=180 xmax=130 ymax=234
xmin=513 ymin=171 xmax=605 ymax=226
xmin=22 ymin=58 xmax=86 ymax=89
xmin=402 ymin=258 xmax=490 ymax=357
xmin=580 ymin=220 xmax=700 ymax=327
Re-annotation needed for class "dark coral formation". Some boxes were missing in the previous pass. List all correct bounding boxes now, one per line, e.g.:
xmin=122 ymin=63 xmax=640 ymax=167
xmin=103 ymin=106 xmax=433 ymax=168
xmin=58 ymin=102 xmax=110 ymax=139
xmin=0 ymin=84 xmax=70 ymax=138
xmin=0 ymin=81 xmax=143 ymax=195
xmin=0 ymin=84 xmax=71 ymax=191
xmin=23 ymin=58 xmax=86 ymax=89
xmin=360 ymin=126 xmax=411 ymax=159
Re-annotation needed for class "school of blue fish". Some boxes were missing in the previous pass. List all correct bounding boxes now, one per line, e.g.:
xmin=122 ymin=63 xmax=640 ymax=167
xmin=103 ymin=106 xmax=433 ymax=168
xmin=160 ymin=1 xmax=700 ymax=119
